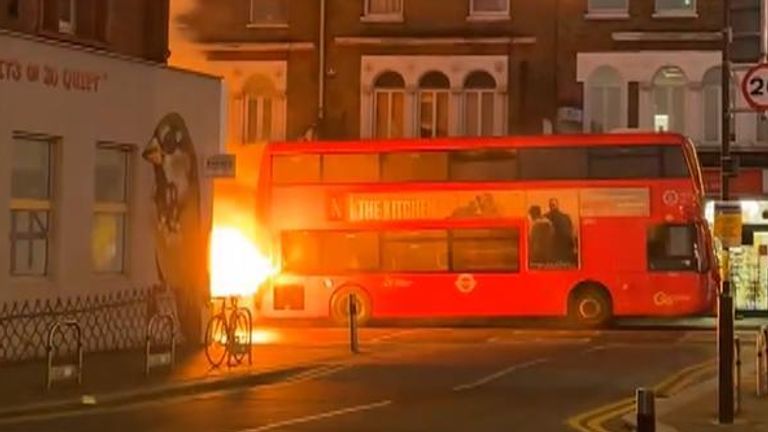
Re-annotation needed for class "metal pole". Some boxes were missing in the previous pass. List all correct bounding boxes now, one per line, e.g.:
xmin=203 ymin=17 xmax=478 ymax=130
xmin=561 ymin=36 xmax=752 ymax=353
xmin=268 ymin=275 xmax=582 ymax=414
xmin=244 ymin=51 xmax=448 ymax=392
xmin=636 ymin=388 xmax=656 ymax=432
xmin=756 ymin=331 xmax=764 ymax=396
xmin=718 ymin=0 xmax=736 ymax=424
xmin=349 ymin=293 xmax=359 ymax=354
xmin=736 ymin=336 xmax=742 ymax=413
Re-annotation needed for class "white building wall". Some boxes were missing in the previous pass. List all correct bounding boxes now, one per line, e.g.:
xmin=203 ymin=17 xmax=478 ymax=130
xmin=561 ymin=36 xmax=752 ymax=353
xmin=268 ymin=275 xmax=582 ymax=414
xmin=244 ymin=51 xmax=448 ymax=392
xmin=576 ymin=51 xmax=768 ymax=146
xmin=0 ymin=31 xmax=224 ymax=303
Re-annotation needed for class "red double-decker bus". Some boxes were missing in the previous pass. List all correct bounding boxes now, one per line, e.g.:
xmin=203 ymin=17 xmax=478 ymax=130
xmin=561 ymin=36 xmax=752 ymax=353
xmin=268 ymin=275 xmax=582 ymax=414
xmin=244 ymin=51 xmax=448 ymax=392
xmin=254 ymin=133 xmax=717 ymax=326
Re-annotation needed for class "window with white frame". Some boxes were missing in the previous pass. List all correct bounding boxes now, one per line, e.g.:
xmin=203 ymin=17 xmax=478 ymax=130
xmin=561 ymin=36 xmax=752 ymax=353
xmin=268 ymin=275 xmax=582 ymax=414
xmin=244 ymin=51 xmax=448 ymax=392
xmin=470 ymin=0 xmax=509 ymax=16
xmin=702 ymin=67 xmax=721 ymax=144
xmin=249 ymin=0 xmax=287 ymax=25
xmin=757 ymin=113 xmax=768 ymax=143
xmin=587 ymin=66 xmax=622 ymax=133
xmin=418 ymin=71 xmax=450 ymax=138
xmin=463 ymin=71 xmax=497 ymax=137
xmin=373 ymin=71 xmax=406 ymax=139
xmin=92 ymin=145 xmax=130 ymax=274
xmin=655 ymin=0 xmax=696 ymax=15
xmin=10 ymin=135 xmax=53 ymax=276
xmin=242 ymin=73 xmax=282 ymax=143
xmin=366 ymin=0 xmax=403 ymax=16
xmin=245 ymin=96 xmax=273 ymax=142
xmin=588 ymin=0 xmax=628 ymax=14
xmin=652 ymin=66 xmax=687 ymax=134
xmin=57 ymin=0 xmax=76 ymax=34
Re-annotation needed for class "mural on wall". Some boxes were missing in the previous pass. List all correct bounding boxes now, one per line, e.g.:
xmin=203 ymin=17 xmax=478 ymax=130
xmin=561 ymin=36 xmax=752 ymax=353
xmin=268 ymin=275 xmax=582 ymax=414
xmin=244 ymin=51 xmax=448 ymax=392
xmin=142 ymin=112 xmax=206 ymax=339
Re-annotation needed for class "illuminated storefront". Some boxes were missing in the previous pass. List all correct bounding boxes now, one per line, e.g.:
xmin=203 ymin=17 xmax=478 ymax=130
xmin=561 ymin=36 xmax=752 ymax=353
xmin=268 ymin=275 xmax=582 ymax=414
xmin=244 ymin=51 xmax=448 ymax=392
xmin=703 ymin=168 xmax=768 ymax=312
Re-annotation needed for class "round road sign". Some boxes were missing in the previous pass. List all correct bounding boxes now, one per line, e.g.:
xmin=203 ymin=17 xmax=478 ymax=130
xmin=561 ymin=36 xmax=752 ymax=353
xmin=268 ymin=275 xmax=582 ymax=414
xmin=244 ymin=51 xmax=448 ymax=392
xmin=742 ymin=63 xmax=768 ymax=110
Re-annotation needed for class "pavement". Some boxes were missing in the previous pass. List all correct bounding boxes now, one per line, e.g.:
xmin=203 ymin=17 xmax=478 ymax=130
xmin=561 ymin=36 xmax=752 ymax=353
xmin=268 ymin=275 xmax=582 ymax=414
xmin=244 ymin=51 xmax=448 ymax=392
xmin=617 ymin=330 xmax=768 ymax=431
xmin=1 ymin=319 xmax=767 ymax=431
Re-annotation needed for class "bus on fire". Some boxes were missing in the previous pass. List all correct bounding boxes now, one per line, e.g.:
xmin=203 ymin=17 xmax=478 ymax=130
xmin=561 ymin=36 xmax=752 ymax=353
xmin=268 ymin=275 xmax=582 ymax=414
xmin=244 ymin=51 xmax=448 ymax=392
xmin=252 ymin=133 xmax=717 ymax=327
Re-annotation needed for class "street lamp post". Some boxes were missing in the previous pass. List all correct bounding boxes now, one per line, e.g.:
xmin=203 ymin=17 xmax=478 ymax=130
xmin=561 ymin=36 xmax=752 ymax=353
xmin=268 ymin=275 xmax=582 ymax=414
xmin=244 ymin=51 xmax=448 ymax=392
xmin=718 ymin=0 xmax=735 ymax=424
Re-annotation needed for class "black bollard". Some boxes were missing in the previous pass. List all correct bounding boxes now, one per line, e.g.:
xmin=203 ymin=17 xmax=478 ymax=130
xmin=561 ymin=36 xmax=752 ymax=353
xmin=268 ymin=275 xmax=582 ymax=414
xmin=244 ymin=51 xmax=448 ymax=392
xmin=636 ymin=388 xmax=655 ymax=432
xmin=718 ymin=287 xmax=735 ymax=424
xmin=349 ymin=293 xmax=359 ymax=354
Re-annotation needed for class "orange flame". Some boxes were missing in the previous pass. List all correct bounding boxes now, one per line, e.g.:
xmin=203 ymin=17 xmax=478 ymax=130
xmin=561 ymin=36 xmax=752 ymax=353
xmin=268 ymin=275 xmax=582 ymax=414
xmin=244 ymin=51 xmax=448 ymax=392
xmin=209 ymin=226 xmax=276 ymax=298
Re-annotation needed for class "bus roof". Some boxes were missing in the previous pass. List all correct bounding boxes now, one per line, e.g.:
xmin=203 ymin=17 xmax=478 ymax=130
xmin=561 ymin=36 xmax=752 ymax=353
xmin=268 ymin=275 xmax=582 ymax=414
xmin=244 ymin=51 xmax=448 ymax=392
xmin=267 ymin=133 xmax=689 ymax=155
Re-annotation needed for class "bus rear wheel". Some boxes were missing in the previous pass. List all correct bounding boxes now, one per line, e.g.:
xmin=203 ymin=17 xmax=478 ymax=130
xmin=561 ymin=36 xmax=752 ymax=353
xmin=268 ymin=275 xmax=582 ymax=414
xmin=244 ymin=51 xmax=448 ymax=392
xmin=568 ymin=285 xmax=612 ymax=328
xmin=330 ymin=287 xmax=371 ymax=327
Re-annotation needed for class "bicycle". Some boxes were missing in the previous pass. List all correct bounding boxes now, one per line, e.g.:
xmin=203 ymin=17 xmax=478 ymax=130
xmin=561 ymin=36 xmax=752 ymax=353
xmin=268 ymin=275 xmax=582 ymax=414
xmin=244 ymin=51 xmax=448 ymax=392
xmin=204 ymin=296 xmax=253 ymax=368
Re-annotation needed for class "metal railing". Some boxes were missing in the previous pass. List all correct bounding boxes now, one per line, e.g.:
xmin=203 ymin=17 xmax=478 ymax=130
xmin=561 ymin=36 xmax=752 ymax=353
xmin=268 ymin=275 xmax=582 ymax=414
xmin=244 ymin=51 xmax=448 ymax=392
xmin=145 ymin=313 xmax=175 ymax=376
xmin=46 ymin=320 xmax=83 ymax=390
xmin=0 ymin=286 xmax=180 ymax=364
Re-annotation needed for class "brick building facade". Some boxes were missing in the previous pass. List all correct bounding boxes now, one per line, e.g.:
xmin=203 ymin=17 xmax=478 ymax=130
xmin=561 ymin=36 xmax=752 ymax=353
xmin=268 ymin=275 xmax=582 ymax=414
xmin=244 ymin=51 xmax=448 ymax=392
xmin=172 ymin=0 xmax=558 ymax=144
xmin=0 ymin=0 xmax=170 ymax=62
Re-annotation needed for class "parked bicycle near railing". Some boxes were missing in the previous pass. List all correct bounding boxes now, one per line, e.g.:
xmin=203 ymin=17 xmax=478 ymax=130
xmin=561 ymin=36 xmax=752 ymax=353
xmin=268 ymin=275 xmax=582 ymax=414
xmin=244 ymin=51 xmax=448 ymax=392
xmin=204 ymin=296 xmax=252 ymax=367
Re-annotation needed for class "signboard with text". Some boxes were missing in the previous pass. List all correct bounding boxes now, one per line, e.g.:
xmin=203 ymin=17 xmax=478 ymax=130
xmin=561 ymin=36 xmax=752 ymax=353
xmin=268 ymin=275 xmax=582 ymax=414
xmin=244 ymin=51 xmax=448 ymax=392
xmin=742 ymin=63 xmax=768 ymax=111
xmin=204 ymin=154 xmax=236 ymax=178
xmin=714 ymin=202 xmax=743 ymax=248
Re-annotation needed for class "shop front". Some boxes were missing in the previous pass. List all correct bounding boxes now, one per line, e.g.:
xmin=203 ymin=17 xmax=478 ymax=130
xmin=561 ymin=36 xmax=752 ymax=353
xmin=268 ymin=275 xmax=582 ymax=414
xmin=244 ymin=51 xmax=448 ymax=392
xmin=703 ymin=168 xmax=768 ymax=313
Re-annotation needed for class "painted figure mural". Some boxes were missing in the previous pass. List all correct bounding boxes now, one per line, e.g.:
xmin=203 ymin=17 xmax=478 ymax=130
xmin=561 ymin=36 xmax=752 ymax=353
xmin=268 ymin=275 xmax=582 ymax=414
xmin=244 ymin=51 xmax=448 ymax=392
xmin=143 ymin=113 xmax=206 ymax=341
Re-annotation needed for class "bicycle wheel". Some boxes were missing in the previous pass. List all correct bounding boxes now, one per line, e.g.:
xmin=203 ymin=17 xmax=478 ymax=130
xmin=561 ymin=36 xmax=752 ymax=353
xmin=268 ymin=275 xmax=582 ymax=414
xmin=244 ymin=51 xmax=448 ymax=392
xmin=229 ymin=309 xmax=252 ymax=364
xmin=204 ymin=314 xmax=228 ymax=367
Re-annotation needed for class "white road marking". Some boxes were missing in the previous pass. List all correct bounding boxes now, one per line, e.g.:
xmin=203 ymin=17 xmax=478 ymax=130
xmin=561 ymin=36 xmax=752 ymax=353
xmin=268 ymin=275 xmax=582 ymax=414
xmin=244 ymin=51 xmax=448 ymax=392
xmin=237 ymin=400 xmax=393 ymax=432
xmin=452 ymin=358 xmax=549 ymax=392
xmin=581 ymin=345 xmax=607 ymax=354
xmin=491 ymin=337 xmax=592 ymax=345
xmin=0 ymin=364 xmax=358 ymax=425
xmin=370 ymin=329 xmax=422 ymax=343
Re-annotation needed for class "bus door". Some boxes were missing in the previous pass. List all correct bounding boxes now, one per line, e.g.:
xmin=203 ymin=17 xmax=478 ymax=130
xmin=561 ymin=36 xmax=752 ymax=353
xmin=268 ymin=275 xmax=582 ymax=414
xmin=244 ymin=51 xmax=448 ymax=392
xmin=646 ymin=222 xmax=701 ymax=314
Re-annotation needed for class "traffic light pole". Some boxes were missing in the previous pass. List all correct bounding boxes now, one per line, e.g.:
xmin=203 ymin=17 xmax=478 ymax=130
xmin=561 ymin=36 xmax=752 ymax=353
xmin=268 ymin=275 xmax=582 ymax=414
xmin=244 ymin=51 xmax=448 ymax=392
xmin=719 ymin=0 xmax=735 ymax=424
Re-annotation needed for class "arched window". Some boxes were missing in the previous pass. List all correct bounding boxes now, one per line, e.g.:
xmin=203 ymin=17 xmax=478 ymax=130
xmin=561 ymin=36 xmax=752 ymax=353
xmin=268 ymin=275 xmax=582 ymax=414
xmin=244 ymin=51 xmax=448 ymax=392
xmin=373 ymin=71 xmax=405 ymax=139
xmin=463 ymin=71 xmax=497 ymax=137
xmin=418 ymin=71 xmax=450 ymax=138
xmin=652 ymin=66 xmax=687 ymax=133
xmin=242 ymin=74 xmax=280 ymax=143
xmin=587 ymin=66 xmax=621 ymax=133
xmin=702 ymin=67 xmax=721 ymax=143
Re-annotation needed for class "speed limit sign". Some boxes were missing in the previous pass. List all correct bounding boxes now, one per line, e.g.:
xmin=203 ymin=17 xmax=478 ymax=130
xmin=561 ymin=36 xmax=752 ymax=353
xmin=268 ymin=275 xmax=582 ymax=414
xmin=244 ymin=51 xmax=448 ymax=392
xmin=742 ymin=63 xmax=768 ymax=110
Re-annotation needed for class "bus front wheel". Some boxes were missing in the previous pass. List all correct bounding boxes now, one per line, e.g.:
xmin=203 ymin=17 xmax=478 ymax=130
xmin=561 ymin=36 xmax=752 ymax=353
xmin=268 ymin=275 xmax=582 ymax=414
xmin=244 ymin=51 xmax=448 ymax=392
xmin=568 ymin=285 xmax=612 ymax=328
xmin=330 ymin=287 xmax=371 ymax=327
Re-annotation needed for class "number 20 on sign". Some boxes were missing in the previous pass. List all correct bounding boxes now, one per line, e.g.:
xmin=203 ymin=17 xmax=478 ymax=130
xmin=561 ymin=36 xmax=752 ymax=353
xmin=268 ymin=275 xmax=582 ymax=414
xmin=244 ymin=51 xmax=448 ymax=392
xmin=743 ymin=64 xmax=768 ymax=110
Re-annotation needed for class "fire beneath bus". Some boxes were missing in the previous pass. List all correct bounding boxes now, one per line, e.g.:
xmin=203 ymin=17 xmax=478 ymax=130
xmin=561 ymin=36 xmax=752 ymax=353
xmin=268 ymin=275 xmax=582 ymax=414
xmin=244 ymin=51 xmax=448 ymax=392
xmin=208 ymin=226 xmax=275 ymax=298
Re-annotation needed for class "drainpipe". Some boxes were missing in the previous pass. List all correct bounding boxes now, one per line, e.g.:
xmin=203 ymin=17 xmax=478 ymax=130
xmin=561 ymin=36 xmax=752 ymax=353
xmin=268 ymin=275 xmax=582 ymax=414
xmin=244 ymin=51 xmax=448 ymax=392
xmin=318 ymin=0 xmax=326 ymax=131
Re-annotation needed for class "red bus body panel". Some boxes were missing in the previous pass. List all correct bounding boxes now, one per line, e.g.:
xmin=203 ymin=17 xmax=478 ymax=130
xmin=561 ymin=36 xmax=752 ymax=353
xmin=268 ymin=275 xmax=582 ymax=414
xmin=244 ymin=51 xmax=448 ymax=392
xmin=257 ymin=133 xmax=716 ymax=320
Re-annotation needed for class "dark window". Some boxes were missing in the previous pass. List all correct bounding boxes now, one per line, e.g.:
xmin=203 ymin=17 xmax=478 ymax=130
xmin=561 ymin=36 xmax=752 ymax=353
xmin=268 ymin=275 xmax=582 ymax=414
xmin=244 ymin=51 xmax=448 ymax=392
xmin=273 ymin=284 xmax=305 ymax=311
xmin=662 ymin=146 xmax=690 ymax=178
xmin=7 ymin=0 xmax=19 ymax=17
xmin=381 ymin=152 xmax=448 ymax=182
xmin=450 ymin=229 xmax=519 ymax=272
xmin=587 ymin=145 xmax=690 ymax=179
xmin=272 ymin=154 xmax=321 ymax=184
xmin=281 ymin=231 xmax=323 ymax=273
xmin=381 ymin=230 xmax=448 ymax=272
xmin=281 ymin=231 xmax=379 ymax=274
xmin=322 ymin=231 xmax=380 ymax=272
xmin=449 ymin=150 xmax=518 ymax=181
xmin=322 ymin=153 xmax=380 ymax=183
xmin=42 ymin=0 xmax=108 ymax=40
xmin=519 ymin=147 xmax=588 ymax=180
xmin=647 ymin=224 xmax=698 ymax=271
xmin=588 ymin=146 xmax=662 ymax=179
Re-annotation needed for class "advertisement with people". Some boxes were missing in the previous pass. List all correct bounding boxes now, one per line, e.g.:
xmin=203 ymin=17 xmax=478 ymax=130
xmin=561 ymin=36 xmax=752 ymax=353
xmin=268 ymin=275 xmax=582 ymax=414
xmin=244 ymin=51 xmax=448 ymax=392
xmin=527 ymin=190 xmax=579 ymax=269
